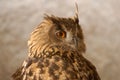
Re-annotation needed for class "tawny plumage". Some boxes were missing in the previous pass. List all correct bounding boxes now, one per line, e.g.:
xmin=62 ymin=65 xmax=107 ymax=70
xmin=12 ymin=14 xmax=101 ymax=80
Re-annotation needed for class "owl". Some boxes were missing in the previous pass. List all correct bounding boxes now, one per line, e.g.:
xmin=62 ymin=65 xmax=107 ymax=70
xmin=12 ymin=5 xmax=101 ymax=80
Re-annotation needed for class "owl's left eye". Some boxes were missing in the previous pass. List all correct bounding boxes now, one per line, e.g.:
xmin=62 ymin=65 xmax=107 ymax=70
xmin=55 ymin=30 xmax=66 ymax=39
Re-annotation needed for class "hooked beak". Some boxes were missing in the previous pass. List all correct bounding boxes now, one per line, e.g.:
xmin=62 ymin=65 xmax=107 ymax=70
xmin=65 ymin=32 xmax=78 ymax=48
xmin=66 ymin=36 xmax=78 ymax=49
xmin=73 ymin=36 xmax=78 ymax=48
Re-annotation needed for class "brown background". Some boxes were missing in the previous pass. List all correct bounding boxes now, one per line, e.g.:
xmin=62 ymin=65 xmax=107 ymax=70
xmin=0 ymin=0 xmax=120 ymax=80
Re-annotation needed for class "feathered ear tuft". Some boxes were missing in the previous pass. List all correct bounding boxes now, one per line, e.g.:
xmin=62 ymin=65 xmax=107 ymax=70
xmin=73 ymin=0 xmax=79 ymax=23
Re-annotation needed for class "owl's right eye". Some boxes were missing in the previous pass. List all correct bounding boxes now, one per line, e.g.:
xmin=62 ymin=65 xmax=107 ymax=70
xmin=55 ymin=30 xmax=66 ymax=39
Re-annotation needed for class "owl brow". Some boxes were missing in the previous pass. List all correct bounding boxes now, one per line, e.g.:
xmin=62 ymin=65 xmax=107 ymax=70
xmin=55 ymin=24 xmax=64 ymax=31
xmin=61 ymin=24 xmax=66 ymax=29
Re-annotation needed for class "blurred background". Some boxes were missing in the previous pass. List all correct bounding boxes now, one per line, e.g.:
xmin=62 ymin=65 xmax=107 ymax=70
xmin=0 ymin=0 xmax=120 ymax=80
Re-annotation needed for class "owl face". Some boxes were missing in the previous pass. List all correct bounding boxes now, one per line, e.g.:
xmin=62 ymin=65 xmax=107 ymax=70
xmin=49 ymin=21 xmax=79 ymax=47
xmin=46 ymin=15 xmax=86 ymax=52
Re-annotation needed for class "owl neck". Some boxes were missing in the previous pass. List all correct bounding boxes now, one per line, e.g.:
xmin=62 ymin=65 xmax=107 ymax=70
xmin=28 ymin=43 xmax=82 ymax=60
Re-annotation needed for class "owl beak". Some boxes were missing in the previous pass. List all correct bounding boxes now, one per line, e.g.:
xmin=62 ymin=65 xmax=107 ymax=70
xmin=73 ymin=37 xmax=78 ymax=48
xmin=66 ymin=32 xmax=78 ymax=48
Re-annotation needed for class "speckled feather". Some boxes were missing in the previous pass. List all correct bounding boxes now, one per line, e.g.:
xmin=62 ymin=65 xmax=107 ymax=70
xmin=12 ymin=15 xmax=100 ymax=80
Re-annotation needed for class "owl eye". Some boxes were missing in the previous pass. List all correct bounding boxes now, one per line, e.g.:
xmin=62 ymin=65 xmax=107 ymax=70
xmin=56 ymin=30 xmax=66 ymax=39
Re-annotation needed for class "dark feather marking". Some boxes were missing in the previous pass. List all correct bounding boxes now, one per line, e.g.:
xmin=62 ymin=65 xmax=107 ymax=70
xmin=50 ymin=62 xmax=60 ymax=70
xmin=44 ymin=59 xmax=50 ymax=67
xmin=28 ymin=70 xmax=33 ymax=76
xmin=54 ymin=56 xmax=60 ymax=62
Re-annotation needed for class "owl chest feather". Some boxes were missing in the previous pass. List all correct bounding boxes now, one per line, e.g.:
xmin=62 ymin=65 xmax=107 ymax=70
xmin=17 ymin=47 xmax=100 ymax=80
xmin=12 ymin=46 xmax=100 ymax=80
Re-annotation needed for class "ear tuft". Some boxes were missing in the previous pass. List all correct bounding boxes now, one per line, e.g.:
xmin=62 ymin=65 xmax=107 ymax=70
xmin=73 ymin=0 xmax=79 ymax=23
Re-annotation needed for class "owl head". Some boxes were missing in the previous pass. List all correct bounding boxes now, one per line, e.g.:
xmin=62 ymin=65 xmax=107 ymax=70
xmin=28 ymin=14 xmax=86 ymax=57
xmin=28 ymin=2 xmax=86 ymax=57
